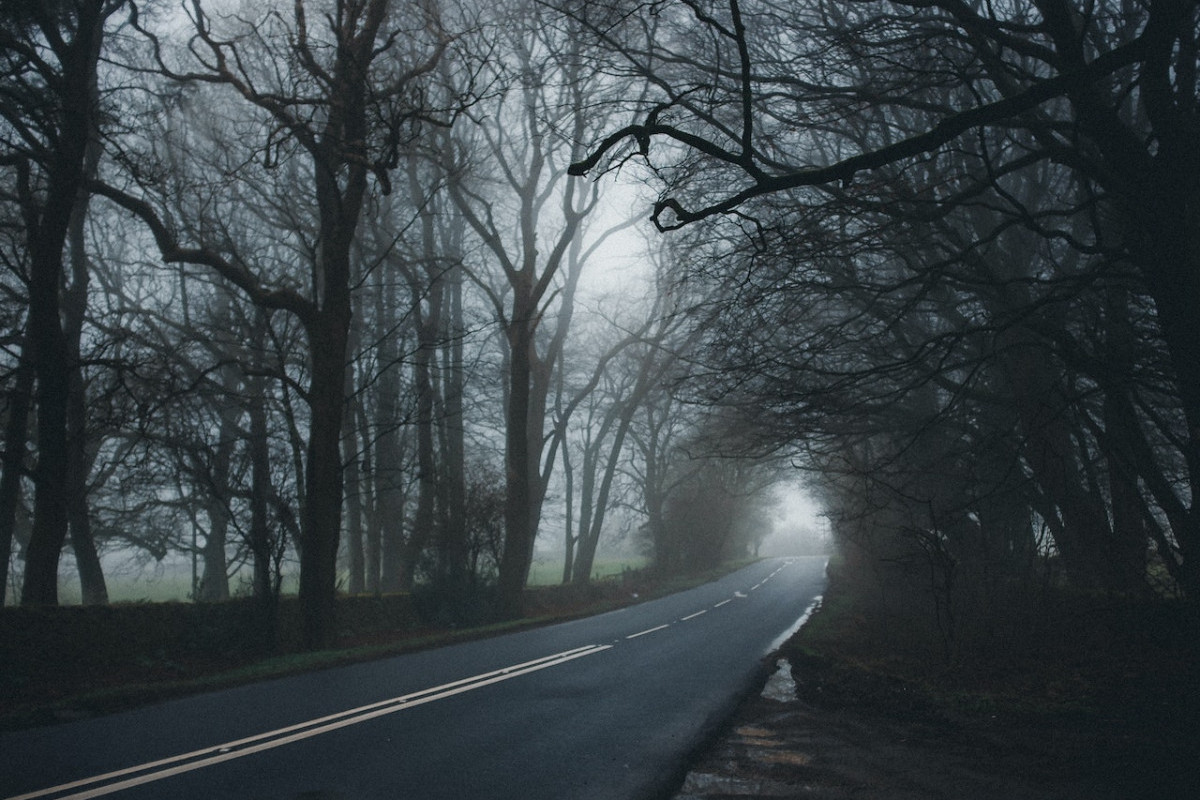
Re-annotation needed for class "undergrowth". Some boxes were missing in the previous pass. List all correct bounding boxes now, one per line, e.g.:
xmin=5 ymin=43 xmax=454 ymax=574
xmin=780 ymin=554 xmax=1200 ymax=795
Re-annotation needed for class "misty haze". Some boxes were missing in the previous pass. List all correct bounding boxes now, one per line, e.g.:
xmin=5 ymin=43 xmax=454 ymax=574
xmin=1 ymin=1 xmax=1196 ymax=798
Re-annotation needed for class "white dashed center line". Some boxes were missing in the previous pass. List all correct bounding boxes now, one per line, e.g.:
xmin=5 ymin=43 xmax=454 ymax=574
xmin=626 ymin=624 xmax=670 ymax=639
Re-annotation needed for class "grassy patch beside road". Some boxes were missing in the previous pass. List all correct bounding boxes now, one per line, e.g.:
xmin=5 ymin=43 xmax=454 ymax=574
xmin=1 ymin=563 xmax=740 ymax=732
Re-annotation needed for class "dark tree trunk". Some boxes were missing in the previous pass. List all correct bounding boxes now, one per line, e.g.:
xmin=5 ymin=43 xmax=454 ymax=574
xmin=0 ymin=339 xmax=33 ymax=604
xmin=1134 ymin=247 xmax=1200 ymax=597
xmin=343 ymin=308 xmax=365 ymax=595
xmin=376 ymin=412 xmax=406 ymax=594
xmin=439 ymin=259 xmax=468 ymax=588
xmin=299 ymin=327 xmax=346 ymax=647
xmin=299 ymin=163 xmax=358 ymax=647
xmin=62 ymin=60 xmax=106 ymax=606
xmin=298 ymin=303 xmax=351 ymax=648
xmin=343 ymin=412 xmax=365 ymax=595
xmin=22 ymin=279 xmax=71 ymax=606
xmin=21 ymin=4 xmax=104 ymax=603
xmin=247 ymin=360 xmax=278 ymax=646
xmin=197 ymin=386 xmax=239 ymax=602
xmin=641 ymin=419 xmax=671 ymax=574
xmin=1099 ymin=282 xmax=1152 ymax=595
xmin=294 ymin=0 xmax=388 ymax=647
xmin=497 ymin=299 xmax=538 ymax=618
xmin=998 ymin=322 xmax=1116 ymax=586
xmin=398 ymin=185 xmax=443 ymax=591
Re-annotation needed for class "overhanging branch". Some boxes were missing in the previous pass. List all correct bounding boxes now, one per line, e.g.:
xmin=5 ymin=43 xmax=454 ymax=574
xmin=571 ymin=30 xmax=1149 ymax=231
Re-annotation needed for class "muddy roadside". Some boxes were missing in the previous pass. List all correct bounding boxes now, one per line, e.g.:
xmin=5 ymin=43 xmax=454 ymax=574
xmin=672 ymin=606 xmax=1198 ymax=800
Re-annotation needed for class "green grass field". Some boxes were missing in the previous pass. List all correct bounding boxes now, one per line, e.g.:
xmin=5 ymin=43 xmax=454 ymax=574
xmin=20 ymin=555 xmax=650 ymax=606
xmin=526 ymin=557 xmax=648 ymax=586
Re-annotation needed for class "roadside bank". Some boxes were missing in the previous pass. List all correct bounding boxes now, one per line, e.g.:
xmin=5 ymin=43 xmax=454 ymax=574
xmin=672 ymin=579 xmax=1198 ymax=799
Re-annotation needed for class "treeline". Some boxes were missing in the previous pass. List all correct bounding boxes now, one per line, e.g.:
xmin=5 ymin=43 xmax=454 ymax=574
xmin=9 ymin=0 xmax=1197 ymax=655
xmin=0 ymin=0 xmax=773 ymax=649
xmin=564 ymin=0 xmax=1200 ymax=650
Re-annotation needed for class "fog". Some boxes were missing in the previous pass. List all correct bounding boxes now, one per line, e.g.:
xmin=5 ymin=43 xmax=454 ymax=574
xmin=758 ymin=484 xmax=829 ymax=558
xmin=2 ymin=0 xmax=1194 ymax=650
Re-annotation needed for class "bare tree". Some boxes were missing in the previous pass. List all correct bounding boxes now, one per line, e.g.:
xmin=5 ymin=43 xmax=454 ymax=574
xmin=97 ymin=0 xmax=449 ymax=646
xmin=0 ymin=0 xmax=128 ymax=604
xmin=570 ymin=0 xmax=1200 ymax=597
xmin=553 ymin=264 xmax=696 ymax=584
xmin=447 ymin=1 xmax=625 ymax=615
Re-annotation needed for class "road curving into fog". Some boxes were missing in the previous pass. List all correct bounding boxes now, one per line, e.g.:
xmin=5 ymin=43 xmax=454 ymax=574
xmin=1 ymin=557 xmax=826 ymax=800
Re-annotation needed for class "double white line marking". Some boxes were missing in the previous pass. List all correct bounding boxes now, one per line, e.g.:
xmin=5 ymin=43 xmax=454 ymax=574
xmin=8 ymin=644 xmax=611 ymax=800
xmin=13 ymin=562 xmax=803 ymax=799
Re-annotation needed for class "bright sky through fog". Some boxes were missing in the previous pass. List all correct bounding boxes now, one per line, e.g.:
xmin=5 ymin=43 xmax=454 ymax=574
xmin=775 ymin=483 xmax=823 ymax=530
xmin=761 ymin=482 xmax=828 ymax=556
xmin=576 ymin=176 xmax=656 ymax=302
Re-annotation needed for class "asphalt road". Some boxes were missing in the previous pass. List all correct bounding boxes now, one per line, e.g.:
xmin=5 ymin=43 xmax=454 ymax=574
xmin=1 ymin=557 xmax=826 ymax=800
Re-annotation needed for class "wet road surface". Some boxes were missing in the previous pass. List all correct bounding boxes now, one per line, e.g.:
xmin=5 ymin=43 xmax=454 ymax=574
xmin=1 ymin=557 xmax=826 ymax=800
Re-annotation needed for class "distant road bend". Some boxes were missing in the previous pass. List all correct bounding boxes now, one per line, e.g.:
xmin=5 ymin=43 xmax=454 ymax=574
xmin=1 ymin=557 xmax=827 ymax=800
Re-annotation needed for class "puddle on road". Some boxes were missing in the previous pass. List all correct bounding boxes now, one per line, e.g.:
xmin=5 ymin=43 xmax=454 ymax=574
xmin=760 ymin=658 xmax=798 ymax=703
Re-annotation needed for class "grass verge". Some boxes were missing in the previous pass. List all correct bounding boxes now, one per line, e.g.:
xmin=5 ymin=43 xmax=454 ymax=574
xmin=1 ymin=563 xmax=746 ymax=732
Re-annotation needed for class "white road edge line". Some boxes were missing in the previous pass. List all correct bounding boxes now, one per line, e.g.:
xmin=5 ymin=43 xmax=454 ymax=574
xmin=7 ymin=644 xmax=612 ymax=800
xmin=625 ymin=624 xmax=670 ymax=639
xmin=680 ymin=610 xmax=707 ymax=621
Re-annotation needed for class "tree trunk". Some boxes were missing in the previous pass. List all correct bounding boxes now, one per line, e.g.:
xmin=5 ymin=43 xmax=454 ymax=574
xmin=439 ymin=258 xmax=468 ymax=588
xmin=399 ymin=173 xmax=444 ymax=592
xmin=377 ymin=430 xmax=407 ymax=594
xmin=640 ymin=419 xmax=671 ymax=574
xmin=356 ymin=376 xmax=381 ymax=594
xmin=571 ymin=445 xmax=598 ymax=584
xmin=20 ymin=4 xmax=107 ymax=606
xmin=196 ymin=385 xmax=238 ymax=601
xmin=998 ymin=319 xmax=1116 ymax=587
xmin=374 ymin=278 xmax=408 ymax=592
xmin=299 ymin=313 xmax=348 ymax=648
xmin=342 ymin=314 xmax=365 ymax=594
xmin=400 ymin=312 xmax=439 ymax=591
xmin=497 ymin=307 xmax=537 ymax=617
xmin=62 ymin=56 xmax=106 ymax=606
xmin=247 ymin=312 xmax=276 ymax=603
xmin=247 ymin=359 xmax=278 ymax=647
xmin=1130 ymin=193 xmax=1200 ymax=598
xmin=573 ymin=342 xmax=663 ymax=583
xmin=1099 ymin=282 xmax=1151 ymax=594
xmin=561 ymin=440 xmax=575 ymax=584
xmin=0 ymin=338 xmax=33 ymax=604
xmin=22 ymin=305 xmax=71 ymax=607
xmin=432 ymin=195 xmax=467 ymax=594
xmin=343 ymin=412 xmax=365 ymax=595
xmin=294 ymin=0 xmax=385 ymax=645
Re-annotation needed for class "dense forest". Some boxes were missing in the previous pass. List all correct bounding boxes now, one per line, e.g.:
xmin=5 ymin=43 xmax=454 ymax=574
xmin=3 ymin=0 xmax=1198 ymax=657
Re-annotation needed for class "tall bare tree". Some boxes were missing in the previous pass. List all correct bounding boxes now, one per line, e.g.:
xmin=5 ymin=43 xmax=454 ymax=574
xmin=0 ymin=0 xmax=127 ymax=604
xmin=97 ymin=0 xmax=448 ymax=646
xmin=447 ymin=2 xmax=621 ymax=615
